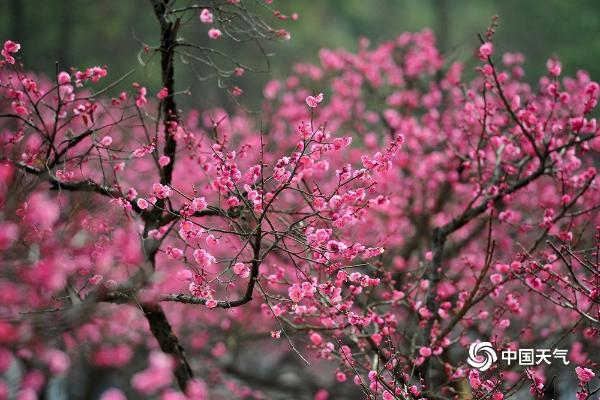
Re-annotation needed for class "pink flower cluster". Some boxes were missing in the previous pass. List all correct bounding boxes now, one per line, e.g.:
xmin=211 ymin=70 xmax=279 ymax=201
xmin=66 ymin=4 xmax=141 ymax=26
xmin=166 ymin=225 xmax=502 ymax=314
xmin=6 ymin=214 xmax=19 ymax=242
xmin=0 ymin=21 xmax=598 ymax=400
xmin=1 ymin=40 xmax=20 ymax=64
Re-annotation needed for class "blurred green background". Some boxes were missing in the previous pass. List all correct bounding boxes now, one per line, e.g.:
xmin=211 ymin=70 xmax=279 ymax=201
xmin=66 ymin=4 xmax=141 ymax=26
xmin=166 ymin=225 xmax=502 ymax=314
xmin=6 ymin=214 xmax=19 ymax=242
xmin=2 ymin=0 xmax=599 ymax=110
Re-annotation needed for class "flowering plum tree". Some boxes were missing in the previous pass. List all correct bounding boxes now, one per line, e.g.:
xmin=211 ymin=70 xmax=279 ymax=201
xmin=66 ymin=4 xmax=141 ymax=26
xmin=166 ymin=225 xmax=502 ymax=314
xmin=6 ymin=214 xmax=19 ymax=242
xmin=0 ymin=4 xmax=598 ymax=400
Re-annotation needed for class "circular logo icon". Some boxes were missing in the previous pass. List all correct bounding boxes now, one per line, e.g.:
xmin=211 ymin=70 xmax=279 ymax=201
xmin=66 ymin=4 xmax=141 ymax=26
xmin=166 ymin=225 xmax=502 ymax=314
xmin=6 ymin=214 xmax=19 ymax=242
xmin=467 ymin=342 xmax=498 ymax=371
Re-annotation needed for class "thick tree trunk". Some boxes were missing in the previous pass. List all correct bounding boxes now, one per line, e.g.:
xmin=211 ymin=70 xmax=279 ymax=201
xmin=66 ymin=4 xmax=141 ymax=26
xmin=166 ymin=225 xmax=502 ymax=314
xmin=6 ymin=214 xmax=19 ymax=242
xmin=142 ymin=303 xmax=194 ymax=391
xmin=138 ymin=0 xmax=193 ymax=392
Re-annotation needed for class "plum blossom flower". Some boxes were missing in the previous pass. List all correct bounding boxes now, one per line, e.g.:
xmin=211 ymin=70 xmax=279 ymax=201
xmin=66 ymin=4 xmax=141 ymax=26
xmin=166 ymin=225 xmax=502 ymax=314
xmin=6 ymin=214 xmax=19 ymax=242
xmin=11 ymin=101 xmax=27 ymax=116
xmin=226 ymin=196 xmax=240 ymax=207
xmin=306 ymin=92 xmax=324 ymax=108
xmin=419 ymin=347 xmax=432 ymax=357
xmin=2 ymin=40 xmax=20 ymax=64
xmin=205 ymin=298 xmax=218 ymax=308
xmin=499 ymin=319 xmax=510 ymax=329
xmin=271 ymin=330 xmax=281 ymax=339
xmin=89 ymin=66 xmax=107 ymax=82
xmin=232 ymin=262 xmax=250 ymax=278
xmin=166 ymin=246 xmax=183 ymax=260
xmin=3 ymin=40 xmax=20 ymax=53
xmin=199 ymin=8 xmax=213 ymax=24
xmin=191 ymin=197 xmax=207 ymax=212
xmin=152 ymin=183 xmax=172 ymax=199
xmin=205 ymin=234 xmax=219 ymax=247
xmin=158 ymin=155 xmax=171 ymax=167
xmin=193 ymin=249 xmax=215 ymax=268
xmin=100 ymin=136 xmax=113 ymax=147
xmin=575 ymin=366 xmax=595 ymax=383
xmin=478 ymin=42 xmax=493 ymax=60
xmin=137 ymin=198 xmax=149 ymax=210
xmin=276 ymin=28 xmax=291 ymax=40
xmin=231 ymin=86 xmax=243 ymax=97
xmin=135 ymin=86 xmax=147 ymax=107
xmin=490 ymin=273 xmax=503 ymax=284
xmin=75 ymin=66 xmax=107 ymax=84
xmin=288 ymin=284 xmax=304 ymax=303
xmin=309 ymin=332 xmax=323 ymax=346
xmin=208 ymin=28 xmax=222 ymax=40
xmin=370 ymin=333 xmax=382 ymax=346
xmin=547 ymin=58 xmax=562 ymax=77
xmin=382 ymin=391 xmax=394 ymax=400
xmin=156 ymin=87 xmax=168 ymax=100
xmin=21 ymin=78 xmax=37 ymax=92
xmin=57 ymin=71 xmax=71 ymax=84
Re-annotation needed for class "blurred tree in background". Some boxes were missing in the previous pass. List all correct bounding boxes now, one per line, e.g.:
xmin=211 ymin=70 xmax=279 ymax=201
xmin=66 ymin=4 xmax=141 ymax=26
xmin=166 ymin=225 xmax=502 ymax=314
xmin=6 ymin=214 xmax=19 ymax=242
xmin=1 ymin=0 xmax=599 ymax=109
